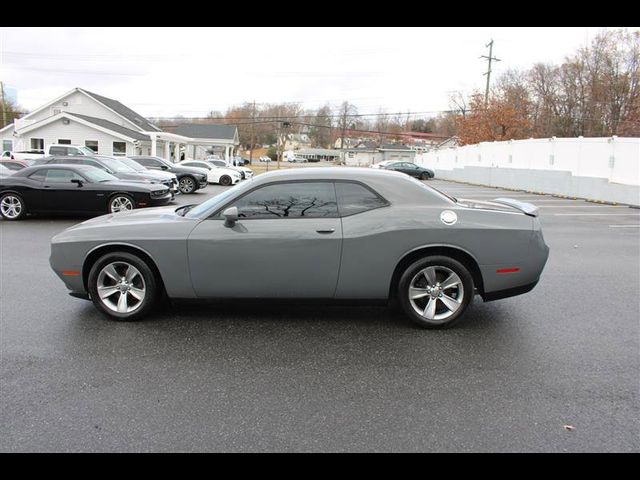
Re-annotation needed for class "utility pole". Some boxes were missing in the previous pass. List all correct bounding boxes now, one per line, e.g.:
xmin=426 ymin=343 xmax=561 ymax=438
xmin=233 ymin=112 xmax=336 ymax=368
xmin=480 ymin=39 xmax=501 ymax=108
xmin=0 ymin=81 xmax=7 ymax=129
xmin=249 ymin=100 xmax=256 ymax=164
xmin=339 ymin=103 xmax=348 ymax=150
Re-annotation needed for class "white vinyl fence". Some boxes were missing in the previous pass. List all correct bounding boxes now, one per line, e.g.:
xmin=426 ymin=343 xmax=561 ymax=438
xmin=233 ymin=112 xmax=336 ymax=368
xmin=414 ymin=136 xmax=640 ymax=206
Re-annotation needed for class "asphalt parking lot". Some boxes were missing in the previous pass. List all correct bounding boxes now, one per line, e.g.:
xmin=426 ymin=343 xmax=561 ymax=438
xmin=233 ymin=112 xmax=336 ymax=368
xmin=1 ymin=177 xmax=638 ymax=452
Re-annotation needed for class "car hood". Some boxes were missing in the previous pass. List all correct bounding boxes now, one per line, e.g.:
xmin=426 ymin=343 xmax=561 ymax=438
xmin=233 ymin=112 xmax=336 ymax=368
xmin=174 ymin=166 xmax=209 ymax=176
xmin=71 ymin=206 xmax=186 ymax=228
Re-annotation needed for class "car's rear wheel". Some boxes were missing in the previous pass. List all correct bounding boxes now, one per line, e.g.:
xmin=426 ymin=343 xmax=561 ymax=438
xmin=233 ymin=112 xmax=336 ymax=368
xmin=179 ymin=176 xmax=196 ymax=194
xmin=87 ymin=252 xmax=158 ymax=321
xmin=219 ymin=175 xmax=232 ymax=186
xmin=398 ymin=256 xmax=474 ymax=328
xmin=0 ymin=193 xmax=26 ymax=220
xmin=420 ymin=172 xmax=429 ymax=180
xmin=109 ymin=194 xmax=134 ymax=213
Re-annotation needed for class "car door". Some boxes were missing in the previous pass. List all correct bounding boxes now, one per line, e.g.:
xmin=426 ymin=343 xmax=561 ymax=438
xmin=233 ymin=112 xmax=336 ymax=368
xmin=187 ymin=181 xmax=343 ymax=298
xmin=41 ymin=168 xmax=95 ymax=212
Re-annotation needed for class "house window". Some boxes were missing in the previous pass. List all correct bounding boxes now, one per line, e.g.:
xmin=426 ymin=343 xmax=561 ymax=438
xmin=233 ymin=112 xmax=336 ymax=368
xmin=58 ymin=139 xmax=71 ymax=145
xmin=2 ymin=140 xmax=12 ymax=152
xmin=31 ymin=138 xmax=44 ymax=150
xmin=85 ymin=140 xmax=98 ymax=153
xmin=113 ymin=142 xmax=127 ymax=156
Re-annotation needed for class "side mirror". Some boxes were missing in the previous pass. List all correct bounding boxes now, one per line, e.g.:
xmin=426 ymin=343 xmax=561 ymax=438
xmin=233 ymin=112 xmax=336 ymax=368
xmin=71 ymin=178 xmax=83 ymax=187
xmin=222 ymin=206 xmax=239 ymax=227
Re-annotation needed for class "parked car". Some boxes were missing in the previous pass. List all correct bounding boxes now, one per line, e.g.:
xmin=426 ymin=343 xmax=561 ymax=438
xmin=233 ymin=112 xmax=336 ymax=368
xmin=177 ymin=160 xmax=241 ymax=185
xmin=259 ymin=156 xmax=272 ymax=162
xmin=287 ymin=156 xmax=308 ymax=163
xmin=0 ymin=159 xmax=36 ymax=171
xmin=0 ymin=165 xmax=172 ymax=220
xmin=49 ymin=167 xmax=549 ymax=328
xmin=381 ymin=161 xmax=434 ymax=180
xmin=0 ymin=164 xmax=12 ymax=179
xmin=114 ymin=156 xmax=180 ymax=194
xmin=204 ymin=159 xmax=253 ymax=180
xmin=128 ymin=156 xmax=209 ymax=194
xmin=38 ymin=155 xmax=179 ymax=199
xmin=7 ymin=144 xmax=95 ymax=161
xmin=232 ymin=156 xmax=250 ymax=166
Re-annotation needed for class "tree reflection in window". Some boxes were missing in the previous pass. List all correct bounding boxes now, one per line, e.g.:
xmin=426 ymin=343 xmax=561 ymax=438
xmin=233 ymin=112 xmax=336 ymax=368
xmin=236 ymin=183 xmax=338 ymax=218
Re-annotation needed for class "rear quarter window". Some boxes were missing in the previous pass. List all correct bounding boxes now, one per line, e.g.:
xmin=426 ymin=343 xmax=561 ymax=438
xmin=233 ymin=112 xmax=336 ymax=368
xmin=335 ymin=182 xmax=388 ymax=216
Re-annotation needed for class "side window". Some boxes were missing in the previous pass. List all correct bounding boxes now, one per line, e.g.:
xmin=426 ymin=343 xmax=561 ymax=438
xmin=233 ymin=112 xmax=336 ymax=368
xmin=28 ymin=169 xmax=48 ymax=182
xmin=335 ymin=182 xmax=388 ymax=217
xmin=139 ymin=158 xmax=158 ymax=167
xmin=232 ymin=182 xmax=338 ymax=219
xmin=44 ymin=169 xmax=84 ymax=183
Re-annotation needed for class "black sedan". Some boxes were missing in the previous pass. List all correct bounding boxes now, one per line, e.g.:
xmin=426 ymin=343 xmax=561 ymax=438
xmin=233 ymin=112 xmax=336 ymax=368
xmin=128 ymin=156 xmax=209 ymax=194
xmin=0 ymin=165 xmax=172 ymax=221
xmin=382 ymin=161 xmax=434 ymax=180
xmin=38 ymin=155 xmax=178 ymax=197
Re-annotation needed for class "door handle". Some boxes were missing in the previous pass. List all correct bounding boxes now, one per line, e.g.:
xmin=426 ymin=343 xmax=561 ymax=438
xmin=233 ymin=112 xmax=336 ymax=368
xmin=316 ymin=228 xmax=335 ymax=234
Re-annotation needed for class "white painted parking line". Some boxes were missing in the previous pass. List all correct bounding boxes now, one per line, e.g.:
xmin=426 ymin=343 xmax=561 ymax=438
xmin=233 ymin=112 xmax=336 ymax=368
xmin=608 ymin=224 xmax=640 ymax=228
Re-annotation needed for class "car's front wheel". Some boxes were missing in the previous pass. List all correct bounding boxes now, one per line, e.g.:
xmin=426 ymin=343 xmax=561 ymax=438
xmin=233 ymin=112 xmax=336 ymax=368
xmin=87 ymin=252 xmax=159 ymax=321
xmin=0 ymin=193 xmax=27 ymax=220
xmin=179 ymin=176 xmax=196 ymax=194
xmin=398 ymin=256 xmax=474 ymax=328
xmin=109 ymin=194 xmax=135 ymax=213
xmin=219 ymin=175 xmax=232 ymax=186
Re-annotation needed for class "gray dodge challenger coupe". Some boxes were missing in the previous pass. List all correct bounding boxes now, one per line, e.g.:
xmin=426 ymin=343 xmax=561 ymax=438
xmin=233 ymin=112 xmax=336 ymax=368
xmin=50 ymin=168 xmax=549 ymax=328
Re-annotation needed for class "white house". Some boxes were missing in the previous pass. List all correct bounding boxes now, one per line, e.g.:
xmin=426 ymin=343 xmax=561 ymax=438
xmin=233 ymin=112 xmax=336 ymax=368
xmin=0 ymin=87 xmax=239 ymax=162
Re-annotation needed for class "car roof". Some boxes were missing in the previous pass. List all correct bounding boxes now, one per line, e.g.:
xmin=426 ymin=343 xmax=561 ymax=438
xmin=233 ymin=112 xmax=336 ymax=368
xmin=16 ymin=164 xmax=105 ymax=175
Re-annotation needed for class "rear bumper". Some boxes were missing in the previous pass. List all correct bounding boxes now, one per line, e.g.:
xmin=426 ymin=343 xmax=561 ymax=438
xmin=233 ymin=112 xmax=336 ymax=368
xmin=482 ymin=280 xmax=539 ymax=302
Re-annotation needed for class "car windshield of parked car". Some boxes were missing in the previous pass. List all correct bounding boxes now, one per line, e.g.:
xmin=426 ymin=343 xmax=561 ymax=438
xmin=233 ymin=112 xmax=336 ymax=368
xmin=80 ymin=167 xmax=119 ymax=183
xmin=118 ymin=157 xmax=147 ymax=172
xmin=98 ymin=157 xmax=136 ymax=173
xmin=184 ymin=181 xmax=254 ymax=218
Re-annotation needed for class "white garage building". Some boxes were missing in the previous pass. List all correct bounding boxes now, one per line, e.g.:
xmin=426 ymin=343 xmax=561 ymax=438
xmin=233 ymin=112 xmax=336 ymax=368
xmin=0 ymin=87 xmax=239 ymax=162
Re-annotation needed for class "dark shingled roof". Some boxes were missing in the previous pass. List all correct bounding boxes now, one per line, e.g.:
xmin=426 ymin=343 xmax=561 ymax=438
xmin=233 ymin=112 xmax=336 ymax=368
xmin=68 ymin=113 xmax=151 ymax=141
xmin=80 ymin=89 xmax=161 ymax=132
xmin=173 ymin=124 xmax=237 ymax=140
xmin=379 ymin=143 xmax=413 ymax=150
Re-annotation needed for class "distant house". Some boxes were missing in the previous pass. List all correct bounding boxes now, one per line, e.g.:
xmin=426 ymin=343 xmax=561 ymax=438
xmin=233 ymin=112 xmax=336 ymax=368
xmin=284 ymin=133 xmax=312 ymax=151
xmin=378 ymin=144 xmax=416 ymax=162
xmin=294 ymin=148 xmax=342 ymax=162
xmin=343 ymin=143 xmax=417 ymax=166
xmin=0 ymin=87 xmax=239 ymax=162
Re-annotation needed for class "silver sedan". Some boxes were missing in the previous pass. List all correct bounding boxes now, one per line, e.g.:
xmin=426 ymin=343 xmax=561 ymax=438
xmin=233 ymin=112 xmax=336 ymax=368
xmin=50 ymin=167 xmax=549 ymax=328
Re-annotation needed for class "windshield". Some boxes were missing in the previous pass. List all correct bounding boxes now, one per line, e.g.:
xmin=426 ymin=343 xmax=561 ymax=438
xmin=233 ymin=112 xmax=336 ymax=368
xmin=185 ymin=181 xmax=253 ymax=218
xmin=118 ymin=157 xmax=146 ymax=172
xmin=81 ymin=167 xmax=119 ymax=183
xmin=98 ymin=157 xmax=136 ymax=173
xmin=78 ymin=146 xmax=97 ymax=156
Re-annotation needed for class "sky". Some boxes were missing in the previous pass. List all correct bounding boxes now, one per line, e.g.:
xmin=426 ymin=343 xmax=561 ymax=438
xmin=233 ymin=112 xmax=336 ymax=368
xmin=0 ymin=27 xmax=610 ymax=119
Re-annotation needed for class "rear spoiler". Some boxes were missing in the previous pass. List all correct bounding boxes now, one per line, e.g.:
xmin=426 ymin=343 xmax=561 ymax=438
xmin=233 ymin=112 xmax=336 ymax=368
xmin=492 ymin=197 xmax=539 ymax=217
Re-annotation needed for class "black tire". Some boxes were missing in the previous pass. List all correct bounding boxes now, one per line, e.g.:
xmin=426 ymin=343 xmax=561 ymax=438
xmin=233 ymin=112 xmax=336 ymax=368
xmin=87 ymin=251 xmax=159 ymax=322
xmin=179 ymin=176 xmax=197 ymax=194
xmin=0 ymin=192 xmax=27 ymax=220
xmin=420 ymin=173 xmax=429 ymax=180
xmin=108 ymin=193 xmax=135 ymax=214
xmin=219 ymin=175 xmax=232 ymax=186
xmin=398 ymin=255 xmax=474 ymax=329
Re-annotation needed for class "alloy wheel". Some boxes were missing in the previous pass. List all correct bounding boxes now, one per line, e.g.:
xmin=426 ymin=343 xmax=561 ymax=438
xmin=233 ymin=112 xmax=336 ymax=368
xmin=408 ymin=265 xmax=464 ymax=322
xmin=96 ymin=262 xmax=146 ymax=314
xmin=180 ymin=177 xmax=195 ymax=193
xmin=0 ymin=195 xmax=23 ymax=219
xmin=110 ymin=196 xmax=133 ymax=213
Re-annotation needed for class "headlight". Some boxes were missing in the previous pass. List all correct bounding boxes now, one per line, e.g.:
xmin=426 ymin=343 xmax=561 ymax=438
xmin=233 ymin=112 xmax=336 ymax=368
xmin=151 ymin=188 xmax=169 ymax=197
